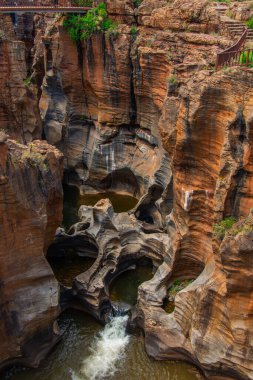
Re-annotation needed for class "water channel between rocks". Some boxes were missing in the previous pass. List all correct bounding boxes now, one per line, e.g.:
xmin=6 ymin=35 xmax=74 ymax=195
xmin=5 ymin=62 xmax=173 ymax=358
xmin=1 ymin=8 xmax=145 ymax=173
xmin=3 ymin=187 xmax=203 ymax=380
xmin=62 ymin=185 xmax=139 ymax=230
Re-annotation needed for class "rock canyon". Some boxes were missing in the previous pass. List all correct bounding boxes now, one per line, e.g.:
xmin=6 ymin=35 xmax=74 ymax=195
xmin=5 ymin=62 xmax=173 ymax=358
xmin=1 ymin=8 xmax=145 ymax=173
xmin=1 ymin=0 xmax=253 ymax=379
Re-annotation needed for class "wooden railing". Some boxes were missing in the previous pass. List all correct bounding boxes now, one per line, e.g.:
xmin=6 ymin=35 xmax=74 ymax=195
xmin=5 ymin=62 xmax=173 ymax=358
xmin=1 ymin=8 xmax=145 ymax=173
xmin=216 ymin=27 xmax=248 ymax=70
xmin=216 ymin=48 xmax=253 ymax=68
xmin=0 ymin=0 xmax=93 ymax=11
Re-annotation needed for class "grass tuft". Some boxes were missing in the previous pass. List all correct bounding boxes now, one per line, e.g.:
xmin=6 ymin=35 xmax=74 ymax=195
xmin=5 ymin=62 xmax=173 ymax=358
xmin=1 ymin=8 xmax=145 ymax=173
xmin=213 ymin=217 xmax=237 ymax=239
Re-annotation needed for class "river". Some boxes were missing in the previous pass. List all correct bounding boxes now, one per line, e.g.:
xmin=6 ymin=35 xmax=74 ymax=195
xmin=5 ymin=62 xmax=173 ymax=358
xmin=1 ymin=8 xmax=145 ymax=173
xmin=3 ymin=188 xmax=203 ymax=380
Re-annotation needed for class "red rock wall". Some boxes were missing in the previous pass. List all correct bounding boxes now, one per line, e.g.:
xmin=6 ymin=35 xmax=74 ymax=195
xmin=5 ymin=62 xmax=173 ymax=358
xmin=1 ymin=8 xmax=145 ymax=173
xmin=0 ymin=135 xmax=63 ymax=369
xmin=138 ymin=70 xmax=253 ymax=380
xmin=0 ymin=15 xmax=42 ymax=143
xmin=1 ymin=1 xmax=253 ymax=378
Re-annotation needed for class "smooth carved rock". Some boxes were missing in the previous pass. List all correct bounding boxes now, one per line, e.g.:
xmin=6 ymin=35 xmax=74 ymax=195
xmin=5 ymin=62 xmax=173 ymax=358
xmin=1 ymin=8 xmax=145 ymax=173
xmin=34 ymin=9 xmax=228 ymax=195
xmin=1 ymin=1 xmax=253 ymax=379
xmin=0 ymin=139 xmax=63 ymax=370
xmin=50 ymin=198 xmax=171 ymax=320
xmin=0 ymin=15 xmax=42 ymax=143
xmin=135 ymin=70 xmax=253 ymax=380
xmin=36 ymin=21 xmax=170 ymax=195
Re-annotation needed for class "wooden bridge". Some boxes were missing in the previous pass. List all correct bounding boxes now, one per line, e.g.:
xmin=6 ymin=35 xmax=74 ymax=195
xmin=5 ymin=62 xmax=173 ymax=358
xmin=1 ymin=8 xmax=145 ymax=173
xmin=0 ymin=0 xmax=93 ymax=12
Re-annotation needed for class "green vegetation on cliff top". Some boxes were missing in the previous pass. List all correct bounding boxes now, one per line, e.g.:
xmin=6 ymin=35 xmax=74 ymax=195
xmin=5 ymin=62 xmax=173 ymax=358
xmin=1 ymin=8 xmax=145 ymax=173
xmin=247 ymin=17 xmax=253 ymax=30
xmin=63 ymin=3 xmax=117 ymax=41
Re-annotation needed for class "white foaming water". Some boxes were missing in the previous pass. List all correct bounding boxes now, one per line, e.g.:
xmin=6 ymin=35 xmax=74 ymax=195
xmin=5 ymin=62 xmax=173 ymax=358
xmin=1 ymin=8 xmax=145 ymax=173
xmin=71 ymin=315 xmax=130 ymax=380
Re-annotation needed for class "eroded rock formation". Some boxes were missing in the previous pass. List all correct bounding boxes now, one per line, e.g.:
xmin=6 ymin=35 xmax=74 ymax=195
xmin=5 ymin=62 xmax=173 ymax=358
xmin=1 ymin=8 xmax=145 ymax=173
xmin=49 ymin=197 xmax=170 ymax=319
xmin=0 ymin=15 xmax=42 ymax=143
xmin=135 ymin=69 xmax=253 ymax=380
xmin=29 ymin=0 xmax=229 ymax=195
xmin=36 ymin=21 xmax=171 ymax=196
xmin=1 ymin=0 xmax=253 ymax=379
xmin=0 ymin=134 xmax=63 ymax=369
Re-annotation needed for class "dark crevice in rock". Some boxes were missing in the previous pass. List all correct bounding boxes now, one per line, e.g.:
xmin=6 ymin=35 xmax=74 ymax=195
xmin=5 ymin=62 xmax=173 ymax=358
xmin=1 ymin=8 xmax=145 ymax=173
xmin=224 ymin=168 xmax=248 ymax=218
xmin=135 ymin=184 xmax=165 ymax=226
xmin=130 ymin=53 xmax=137 ymax=123
xmin=99 ymin=167 xmax=140 ymax=197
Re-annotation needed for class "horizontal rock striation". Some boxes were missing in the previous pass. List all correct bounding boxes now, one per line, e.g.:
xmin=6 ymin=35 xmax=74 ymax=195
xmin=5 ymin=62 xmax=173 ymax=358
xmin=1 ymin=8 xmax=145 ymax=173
xmin=136 ymin=69 xmax=253 ymax=380
xmin=1 ymin=0 xmax=253 ymax=379
xmin=0 ymin=135 xmax=63 ymax=369
xmin=0 ymin=15 xmax=42 ymax=143
xmin=30 ymin=0 xmax=229 ymax=196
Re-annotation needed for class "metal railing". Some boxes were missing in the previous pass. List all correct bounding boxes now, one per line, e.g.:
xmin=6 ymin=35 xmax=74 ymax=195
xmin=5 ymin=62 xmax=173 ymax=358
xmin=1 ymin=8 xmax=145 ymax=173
xmin=0 ymin=0 xmax=93 ymax=11
xmin=216 ymin=27 xmax=248 ymax=70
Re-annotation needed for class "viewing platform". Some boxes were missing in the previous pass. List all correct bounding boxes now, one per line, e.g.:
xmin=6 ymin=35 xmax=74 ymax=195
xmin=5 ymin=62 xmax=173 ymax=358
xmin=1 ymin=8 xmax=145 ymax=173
xmin=0 ymin=0 xmax=93 ymax=12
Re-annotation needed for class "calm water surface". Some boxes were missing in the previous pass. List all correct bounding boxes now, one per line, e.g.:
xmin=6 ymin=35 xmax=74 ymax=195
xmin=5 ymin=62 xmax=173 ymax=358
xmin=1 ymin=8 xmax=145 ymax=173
xmin=48 ymin=255 xmax=95 ymax=287
xmin=63 ymin=185 xmax=138 ymax=229
xmin=110 ymin=265 xmax=154 ymax=305
xmin=3 ymin=187 xmax=203 ymax=380
xmin=3 ymin=309 xmax=202 ymax=380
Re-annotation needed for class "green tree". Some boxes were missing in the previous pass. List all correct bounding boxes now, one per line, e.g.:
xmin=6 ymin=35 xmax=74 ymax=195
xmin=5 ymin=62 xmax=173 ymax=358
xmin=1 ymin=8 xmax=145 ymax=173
xmin=63 ymin=3 xmax=117 ymax=41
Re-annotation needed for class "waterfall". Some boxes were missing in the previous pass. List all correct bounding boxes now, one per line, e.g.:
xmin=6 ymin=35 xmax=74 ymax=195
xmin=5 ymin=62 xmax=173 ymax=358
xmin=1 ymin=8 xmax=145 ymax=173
xmin=71 ymin=314 xmax=130 ymax=380
xmin=99 ymin=144 xmax=116 ymax=172
xmin=184 ymin=190 xmax=193 ymax=211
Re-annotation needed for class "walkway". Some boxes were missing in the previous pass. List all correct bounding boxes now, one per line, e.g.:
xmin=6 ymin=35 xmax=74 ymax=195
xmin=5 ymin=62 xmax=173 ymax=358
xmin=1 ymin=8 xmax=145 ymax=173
xmin=0 ymin=1 xmax=92 ymax=12
xmin=215 ymin=4 xmax=253 ymax=43
xmin=215 ymin=4 xmax=253 ymax=69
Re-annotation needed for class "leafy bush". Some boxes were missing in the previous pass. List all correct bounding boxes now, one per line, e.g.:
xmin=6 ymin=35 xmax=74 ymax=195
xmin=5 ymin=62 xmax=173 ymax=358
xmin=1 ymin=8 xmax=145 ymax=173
xmin=247 ymin=17 xmax=253 ymax=29
xmin=23 ymin=75 xmax=32 ymax=86
xmin=63 ymin=3 xmax=117 ymax=41
xmin=130 ymin=26 xmax=137 ymax=35
xmin=213 ymin=217 xmax=237 ymax=239
xmin=167 ymin=74 xmax=178 ymax=85
xmin=239 ymin=50 xmax=253 ymax=66
xmin=133 ymin=0 xmax=143 ymax=7
xmin=168 ymin=279 xmax=193 ymax=296
xmin=21 ymin=150 xmax=48 ymax=172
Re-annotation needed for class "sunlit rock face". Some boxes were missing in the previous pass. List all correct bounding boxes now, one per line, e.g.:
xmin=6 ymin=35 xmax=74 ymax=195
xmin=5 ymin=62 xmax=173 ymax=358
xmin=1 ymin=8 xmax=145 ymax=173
xmin=1 ymin=0 xmax=253 ymax=379
xmin=0 ymin=135 xmax=63 ymax=370
xmin=32 ymin=0 xmax=230 ymax=197
xmin=36 ymin=22 xmax=170 ymax=196
xmin=136 ymin=70 xmax=253 ymax=380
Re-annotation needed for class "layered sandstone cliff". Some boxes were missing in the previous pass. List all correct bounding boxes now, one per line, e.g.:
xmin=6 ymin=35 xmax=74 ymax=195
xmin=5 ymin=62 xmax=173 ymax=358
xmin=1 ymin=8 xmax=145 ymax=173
xmin=28 ymin=0 xmax=229 ymax=198
xmin=0 ymin=15 xmax=42 ymax=143
xmin=136 ymin=68 xmax=253 ymax=380
xmin=1 ymin=0 xmax=253 ymax=379
xmin=0 ymin=134 xmax=63 ymax=369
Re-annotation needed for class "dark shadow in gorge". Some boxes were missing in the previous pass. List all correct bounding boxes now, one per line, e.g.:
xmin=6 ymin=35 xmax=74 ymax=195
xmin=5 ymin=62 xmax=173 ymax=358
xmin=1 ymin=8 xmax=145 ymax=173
xmin=47 ymin=251 xmax=96 ymax=288
xmin=135 ymin=178 xmax=173 ymax=227
xmin=135 ymin=184 xmax=164 ymax=225
xmin=108 ymin=258 xmax=154 ymax=306
xmin=99 ymin=167 xmax=141 ymax=197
